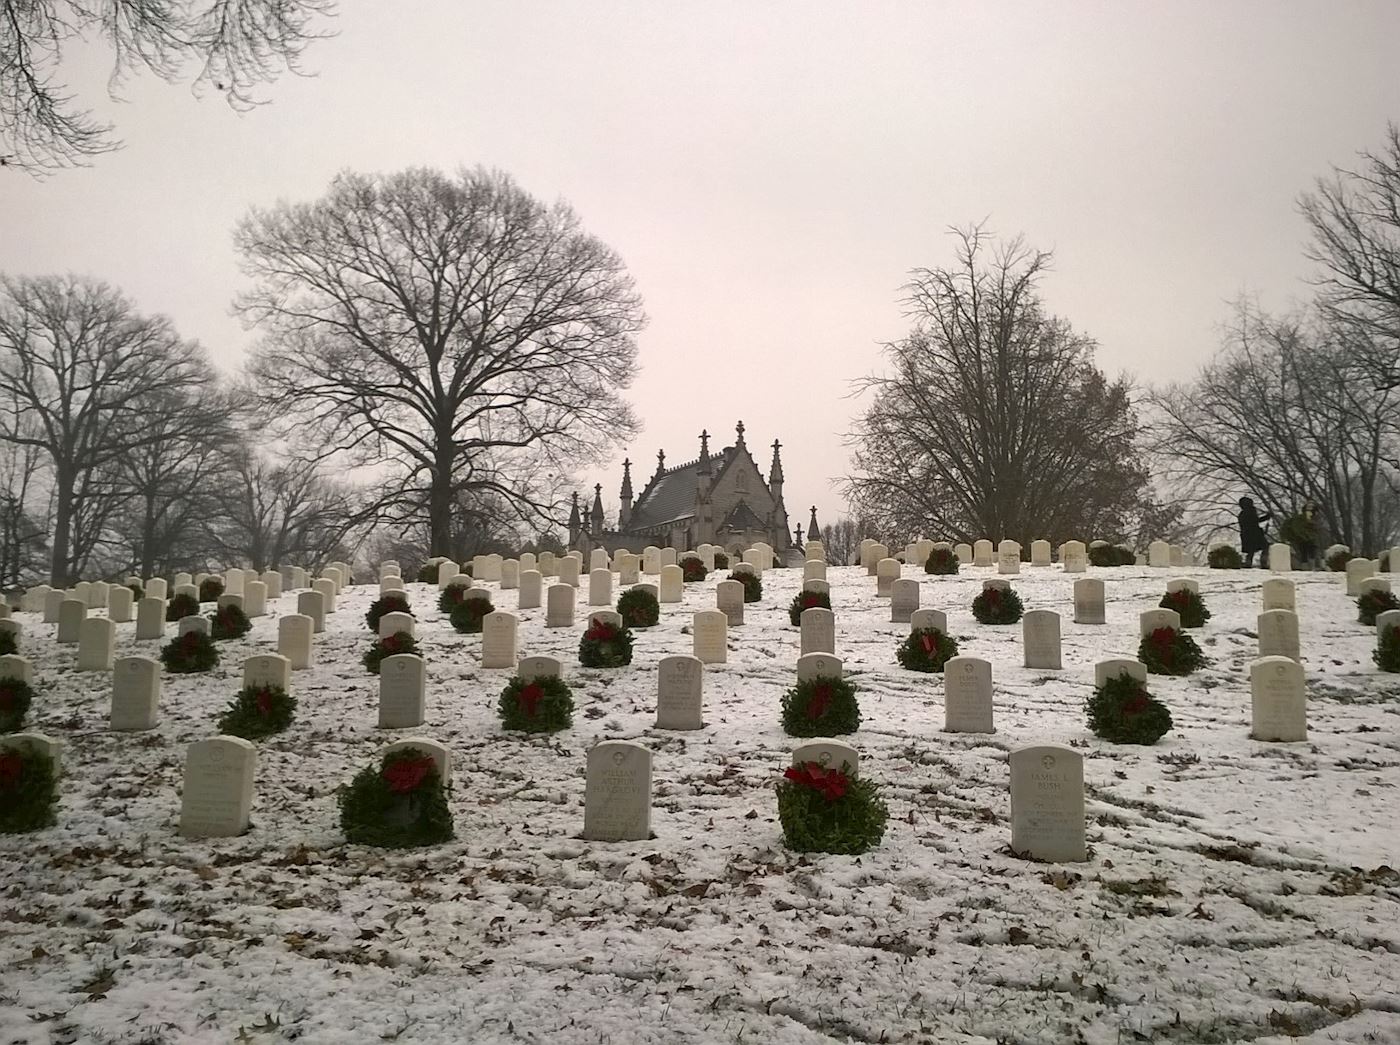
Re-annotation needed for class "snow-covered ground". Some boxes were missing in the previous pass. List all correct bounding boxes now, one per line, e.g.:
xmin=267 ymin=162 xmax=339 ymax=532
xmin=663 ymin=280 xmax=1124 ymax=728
xmin=2 ymin=562 xmax=1398 ymax=1045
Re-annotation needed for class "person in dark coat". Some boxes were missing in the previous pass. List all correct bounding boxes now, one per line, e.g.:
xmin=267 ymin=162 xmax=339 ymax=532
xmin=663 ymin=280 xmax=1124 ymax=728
xmin=1238 ymin=496 xmax=1272 ymax=567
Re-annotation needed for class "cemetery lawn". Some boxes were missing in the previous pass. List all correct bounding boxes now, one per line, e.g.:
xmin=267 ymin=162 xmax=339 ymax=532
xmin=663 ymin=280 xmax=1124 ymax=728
xmin=2 ymin=565 xmax=1399 ymax=1045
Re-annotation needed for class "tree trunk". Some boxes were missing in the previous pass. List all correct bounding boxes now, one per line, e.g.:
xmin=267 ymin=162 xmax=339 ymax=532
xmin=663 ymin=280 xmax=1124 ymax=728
xmin=429 ymin=457 xmax=453 ymax=556
xmin=49 ymin=470 xmax=74 ymax=586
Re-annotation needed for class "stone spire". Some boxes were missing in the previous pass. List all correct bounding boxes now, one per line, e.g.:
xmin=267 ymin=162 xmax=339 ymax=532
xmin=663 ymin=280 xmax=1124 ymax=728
xmin=654 ymin=448 xmax=666 ymax=478
xmin=618 ymin=457 xmax=634 ymax=529
xmin=697 ymin=430 xmax=712 ymax=475
xmin=734 ymin=420 xmax=746 ymax=449
xmin=794 ymin=524 xmax=804 ymax=547
xmin=768 ymin=438 xmax=784 ymax=485
xmin=807 ymin=505 xmax=821 ymax=542
xmin=567 ymin=491 xmax=582 ymax=546
xmin=590 ymin=483 xmax=604 ymax=536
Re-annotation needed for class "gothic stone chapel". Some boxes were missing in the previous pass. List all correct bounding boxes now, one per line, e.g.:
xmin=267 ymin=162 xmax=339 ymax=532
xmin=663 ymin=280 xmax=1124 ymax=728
xmin=569 ymin=422 xmax=804 ymax=558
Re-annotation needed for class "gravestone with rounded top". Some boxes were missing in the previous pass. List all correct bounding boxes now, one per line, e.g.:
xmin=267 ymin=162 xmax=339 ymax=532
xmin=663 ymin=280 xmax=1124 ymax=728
xmin=481 ymin=611 xmax=518 ymax=669
xmin=311 ymin=578 xmax=336 ymax=614
xmin=437 ymin=560 xmax=460 ymax=589
xmin=73 ymin=581 xmax=91 ymax=606
xmin=518 ymin=569 xmax=543 ymax=609
xmin=224 ymin=568 xmax=246 ymax=596
xmin=110 ymin=657 xmax=160 ymax=730
xmin=1346 ymin=557 xmax=1375 ymax=597
xmin=1261 ymin=578 xmax=1295 ymax=611
xmin=875 ymin=558 xmax=900 ymax=597
xmin=1139 ymin=608 xmax=1181 ymax=637
xmin=217 ymin=593 xmax=244 ymax=613
xmin=716 ymin=580 xmax=745 ymax=627
xmin=180 ymin=736 xmax=256 ymax=838
xmin=742 ymin=548 xmax=764 ymax=574
xmin=1062 ymin=541 xmax=1088 ymax=573
xmin=537 ymin=551 xmax=556 ymax=577
xmin=173 ymin=583 xmax=198 ymax=603
xmin=43 ymin=588 xmax=64 ymax=623
xmin=1094 ymin=658 xmax=1147 ymax=688
xmin=243 ymin=581 xmax=267 ymax=618
xmin=546 ymin=584 xmax=575 ymax=628
xmin=77 ymin=618 xmax=115 ymax=671
xmin=1358 ymin=576 xmax=1391 ymax=602
xmin=1165 ymin=578 xmax=1199 ymax=596
xmin=518 ymin=551 xmax=537 ymax=573
xmin=1022 ymin=610 xmax=1062 ymax=669
xmin=500 ymin=560 xmax=519 ymax=590
xmin=800 ymin=607 xmax=836 ymax=656
xmin=589 ymin=548 xmax=610 ymax=573
xmin=1269 ymin=543 xmax=1292 ymax=572
xmin=1030 ymin=540 xmax=1052 ymax=566
xmin=1258 ymin=609 xmax=1301 ymax=662
xmin=864 ymin=543 xmax=889 ymax=575
xmin=890 ymin=578 xmax=920 ymax=623
xmin=698 ymin=547 xmax=716 ymax=572
xmin=804 ymin=541 xmax=825 ymax=562
xmin=655 ymin=655 xmax=704 ymax=730
xmin=135 ymin=596 xmax=165 ymax=640
xmin=642 ymin=547 xmax=661 ymax=575
xmin=243 ymin=653 xmax=291 ymax=692
xmin=297 ymin=590 xmax=326 ymax=633
xmin=583 ymin=740 xmax=652 ymax=841
xmin=518 ymin=655 xmax=562 ymax=682
xmin=955 ymin=542 xmax=975 ymax=566
xmin=796 ymin=652 xmax=843 ymax=682
xmin=1010 ymin=744 xmax=1085 ymax=862
xmin=910 ymin=608 xmax=949 ymax=635
xmin=483 ymin=554 xmax=503 ymax=582
xmin=385 ymin=738 xmax=450 ymax=786
xmin=944 ymin=655 xmax=994 ymax=733
xmin=145 ymin=578 xmax=168 ymax=601
xmin=660 ymin=548 xmax=679 ymax=568
xmin=1 ymin=732 xmax=61 ymax=778
xmin=803 ymin=578 xmax=831 ymax=597
xmin=56 ymin=599 xmax=85 ymax=643
xmin=278 ymin=614 xmax=313 ymax=669
xmin=178 ymin=615 xmax=209 ymax=637
xmin=88 ymin=581 xmax=109 ymax=608
xmin=557 ymin=556 xmax=581 ymax=588
xmin=792 ymin=740 xmax=858 ymax=776
xmin=659 ymin=565 xmax=684 ymax=603
xmin=0 ymin=653 xmax=30 ymax=684
xmin=588 ymin=568 xmax=613 ymax=607
xmin=1250 ymin=656 xmax=1306 ymax=741
xmin=997 ymin=541 xmax=1021 ymax=575
xmin=258 ymin=571 xmax=282 ymax=601
xmin=379 ymin=575 xmax=405 ymax=596
xmin=618 ymin=553 xmax=640 ymax=585
xmin=803 ymin=560 xmax=826 ymax=583
xmin=1148 ymin=541 xmax=1171 ymax=568
xmin=107 ymin=585 xmax=134 ymax=624
xmin=692 ymin=609 xmax=727 ymax=664
xmin=378 ymin=655 xmax=426 ymax=729
xmin=1073 ymin=578 xmax=1106 ymax=625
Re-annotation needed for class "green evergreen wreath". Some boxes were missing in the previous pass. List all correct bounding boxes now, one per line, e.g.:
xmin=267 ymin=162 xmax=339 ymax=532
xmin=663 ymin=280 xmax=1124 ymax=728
xmin=1137 ymin=626 xmax=1207 ymax=676
xmin=896 ymin=627 xmax=959 ymax=673
xmin=1207 ymin=546 xmax=1242 ymax=569
xmin=216 ymin=684 xmax=296 ymax=740
xmin=0 ymin=631 xmax=15 ymax=657
xmin=788 ymin=589 xmax=832 ymax=626
xmin=498 ymin=674 xmax=574 ymax=733
xmin=198 ymin=577 xmax=224 ymax=602
xmin=681 ymin=557 xmax=708 ymax=582
xmin=1357 ymin=588 xmax=1400 ymax=626
xmin=1326 ymin=547 xmax=1352 ymax=572
xmin=338 ymin=748 xmax=454 ymax=849
xmin=1086 ymin=673 xmax=1173 ymax=744
xmin=363 ymin=631 xmax=421 ymax=674
xmin=1089 ymin=544 xmax=1135 ymax=567
xmin=437 ymin=583 xmax=470 ymax=614
xmin=780 ymin=676 xmax=860 ymax=737
xmin=450 ymin=597 xmax=493 ymax=634
xmin=713 ymin=551 xmax=730 ymax=569
xmin=617 ymin=587 xmax=660 ymax=628
xmin=729 ymin=571 xmax=763 ymax=603
xmin=365 ymin=594 xmax=411 ymax=632
xmin=165 ymin=592 xmax=199 ymax=622
xmin=1374 ymin=623 xmax=1400 ymax=672
xmin=1160 ymin=588 xmax=1211 ymax=628
xmin=972 ymin=586 xmax=1023 ymax=624
xmin=160 ymin=630 xmax=219 ymax=673
xmin=0 ymin=677 xmax=36 ymax=733
xmin=777 ymin=762 xmax=888 ymax=855
xmin=209 ymin=604 xmax=252 ymax=640
xmin=0 ymin=740 xmax=58 ymax=834
xmin=416 ymin=562 xmax=438 ymax=583
xmin=924 ymin=546 xmax=959 ymax=575
xmin=579 ymin=618 xmax=635 ymax=667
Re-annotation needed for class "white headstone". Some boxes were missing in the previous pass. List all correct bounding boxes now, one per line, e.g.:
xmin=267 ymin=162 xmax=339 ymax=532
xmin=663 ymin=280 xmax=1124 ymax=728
xmin=1148 ymin=541 xmax=1171 ymax=568
xmin=875 ymin=557 xmax=900 ymax=597
xmin=110 ymin=656 xmax=160 ymax=730
xmin=377 ymin=611 xmax=415 ymax=639
xmin=583 ymin=740 xmax=652 ymax=842
xmin=56 ymin=598 xmax=85 ymax=644
xmin=1269 ymin=543 xmax=1292 ymax=572
xmin=437 ymin=560 xmax=460 ymax=589
xmin=1072 ymin=578 xmax=1106 ymax=625
xmin=943 ymin=655 xmax=994 ymax=733
xmin=796 ymin=652 xmax=843 ymax=683
xmin=910 ymin=608 xmax=948 ymax=634
xmin=1358 ymin=576 xmax=1391 ymax=602
xmin=0 ymin=653 xmax=32 ymax=684
xmin=88 ymin=581 xmax=110 ymax=609
xmin=997 ymin=540 xmax=1021 ymax=575
xmin=178 ymin=615 xmax=209 ymax=637
xmin=242 ymin=581 xmax=267 ymax=618
xmin=480 ymin=611 xmax=519 ymax=669
xmin=1346 ymin=557 xmax=1375 ymax=597
xmin=618 ymin=553 xmax=640 ymax=585
xmin=655 ymin=655 xmax=704 ymax=730
xmin=216 ymin=592 xmax=244 ymax=613
xmin=955 ymin=542 xmax=975 ymax=566
xmin=715 ymin=580 xmax=745 ymax=626
xmin=0 ymin=731 xmax=62 ymax=778
xmin=1139 ymin=608 xmax=1181 ymax=638
xmin=483 ymin=554 xmax=503 ymax=582
xmin=1030 ymin=540 xmax=1052 ymax=566
xmin=1022 ymin=610 xmax=1062 ymax=670
xmin=384 ymin=738 xmax=450 ymax=787
xmin=803 ymin=578 xmax=831 ymax=597
xmin=1261 ymin=578 xmax=1295 ymax=611
xmin=1062 ymin=540 xmax=1088 ymax=573
xmin=1249 ymin=656 xmax=1306 ymax=742
xmin=1165 ymin=578 xmax=1199 ymax=595
xmin=803 ymin=560 xmax=827 ymax=583
xmin=179 ymin=736 xmax=256 ymax=838
xmin=692 ymin=609 xmax=727 ymax=664
xmin=1094 ymin=658 xmax=1147 ymax=688
xmin=242 ymin=653 xmax=291 ymax=691
xmin=799 ymin=607 xmax=836 ymax=656
xmin=537 ymin=551 xmax=556 ymax=578
xmin=791 ymin=740 xmax=859 ymax=776
xmin=864 ymin=543 xmax=889 ymax=575
xmin=518 ymin=569 xmax=543 ymax=609
xmin=297 ymin=590 xmax=326 ymax=633
xmin=658 ymin=564 xmax=683 ymax=603
xmin=660 ymin=548 xmax=679 ymax=568
xmin=107 ymin=585 xmax=134 ymax=624
xmin=1258 ymin=609 xmax=1301 ymax=662
xmin=890 ymin=577 xmax=920 ymax=623
xmin=500 ymin=560 xmax=519 ymax=590
xmin=1010 ymin=744 xmax=1085 ymax=862
xmin=77 ymin=617 xmax=115 ymax=671
xmin=144 ymin=578 xmax=168 ymax=601
xmin=518 ymin=655 xmax=562 ymax=682
xmin=311 ymin=578 xmax=336 ymax=614
xmin=558 ymin=556 xmax=582 ymax=588
xmin=278 ymin=614 xmax=313 ymax=669
xmin=378 ymin=654 xmax=426 ymax=728
xmin=224 ymin=568 xmax=246 ymax=596
xmin=135 ymin=596 xmax=165 ymax=640
xmin=43 ymin=588 xmax=64 ymax=623
xmin=546 ymin=584 xmax=575 ymax=628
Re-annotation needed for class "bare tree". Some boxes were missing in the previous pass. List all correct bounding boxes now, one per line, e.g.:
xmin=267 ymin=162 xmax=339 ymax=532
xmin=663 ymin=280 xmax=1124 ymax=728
xmin=0 ymin=439 xmax=49 ymax=588
xmin=1 ymin=0 xmax=334 ymax=174
xmin=819 ymin=516 xmax=881 ymax=567
xmin=236 ymin=166 xmax=646 ymax=557
xmin=0 ymin=274 xmax=216 ymax=583
xmin=843 ymin=225 xmax=1158 ymax=548
xmin=1300 ymin=124 xmax=1400 ymax=388
xmin=1146 ymin=301 xmax=1400 ymax=555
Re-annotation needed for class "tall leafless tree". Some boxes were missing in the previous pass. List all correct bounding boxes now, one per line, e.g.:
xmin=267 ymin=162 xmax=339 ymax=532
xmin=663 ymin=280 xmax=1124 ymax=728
xmin=1300 ymin=123 xmax=1400 ymax=389
xmin=843 ymin=225 xmax=1162 ymax=548
xmin=1147 ymin=301 xmax=1400 ymax=556
xmin=1 ymin=0 xmax=334 ymax=174
xmin=236 ymin=166 xmax=645 ymax=557
xmin=0 ymin=439 xmax=48 ymax=588
xmin=0 ymin=274 xmax=216 ymax=584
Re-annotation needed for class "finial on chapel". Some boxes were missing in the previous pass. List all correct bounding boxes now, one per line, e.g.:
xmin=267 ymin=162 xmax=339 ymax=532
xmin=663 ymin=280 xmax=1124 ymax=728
xmin=735 ymin=420 xmax=745 ymax=447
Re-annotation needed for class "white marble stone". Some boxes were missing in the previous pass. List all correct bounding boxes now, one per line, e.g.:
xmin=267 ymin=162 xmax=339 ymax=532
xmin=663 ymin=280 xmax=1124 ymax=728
xmin=692 ymin=609 xmax=727 ymax=664
xmin=179 ymin=736 xmax=256 ymax=838
xmin=943 ymin=655 xmax=993 ymax=733
xmin=1249 ymin=656 xmax=1306 ymax=741
xmin=1022 ymin=610 xmax=1062 ymax=669
xmin=278 ymin=614 xmax=313 ymax=669
xmin=110 ymin=656 xmax=160 ymax=730
xmin=1009 ymin=744 xmax=1085 ymax=862
xmin=655 ymin=655 xmax=704 ymax=730
xmin=583 ymin=740 xmax=652 ymax=842
xmin=378 ymin=655 xmax=426 ymax=728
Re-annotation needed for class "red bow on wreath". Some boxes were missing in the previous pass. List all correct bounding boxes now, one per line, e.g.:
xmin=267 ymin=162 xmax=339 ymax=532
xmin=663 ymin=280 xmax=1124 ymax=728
xmin=805 ymin=683 xmax=833 ymax=720
xmin=784 ymin=761 xmax=849 ymax=802
xmin=1123 ymin=692 xmax=1150 ymax=717
xmin=0 ymin=752 xmax=22 ymax=789
xmin=0 ymin=686 xmax=13 ymax=709
xmin=985 ymin=588 xmax=1002 ymax=603
xmin=802 ymin=595 xmax=820 ymax=608
xmin=382 ymin=635 xmax=401 ymax=652
xmin=1165 ymin=590 xmax=1188 ymax=610
xmin=382 ymin=756 xmax=436 ymax=794
xmin=181 ymin=631 xmax=202 ymax=649
xmin=517 ymin=682 xmax=544 ymax=718
xmin=254 ymin=687 xmax=274 ymax=716
xmin=920 ymin=632 xmax=936 ymax=654
xmin=585 ymin=622 xmax=617 ymax=642
xmin=1148 ymin=627 xmax=1176 ymax=667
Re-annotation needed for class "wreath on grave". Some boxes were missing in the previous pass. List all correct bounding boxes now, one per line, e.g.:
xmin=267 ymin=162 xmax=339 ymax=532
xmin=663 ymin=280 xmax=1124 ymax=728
xmin=0 ymin=630 xmax=15 ymax=657
xmin=1086 ymin=673 xmax=1173 ymax=745
xmin=1374 ymin=622 xmax=1400 ymax=672
xmin=0 ymin=677 xmax=35 ymax=733
xmin=160 ymin=630 xmax=219 ymax=674
xmin=1207 ymin=546 xmax=1243 ymax=570
xmin=365 ymin=593 xmax=412 ymax=632
xmin=0 ymin=740 xmax=58 ymax=834
xmin=1160 ymin=588 xmax=1211 ymax=628
xmin=924 ymin=546 xmax=959 ymax=575
xmin=777 ymin=761 xmax=888 ymax=855
xmin=437 ymin=583 xmax=471 ymax=614
xmin=416 ymin=562 xmax=439 ymax=584
xmin=198 ymin=577 xmax=224 ymax=603
xmin=165 ymin=592 xmax=199 ymax=622
xmin=1358 ymin=588 xmax=1400 ymax=626
xmin=780 ymin=676 xmax=860 ymax=737
xmin=216 ymin=684 xmax=296 ymax=740
xmin=972 ymin=586 xmax=1023 ymax=625
xmin=681 ymin=557 xmax=708 ymax=582
xmin=1089 ymin=544 xmax=1134 ymax=567
xmin=729 ymin=571 xmax=762 ymax=603
xmin=1137 ymin=626 xmax=1207 ymax=676
xmin=713 ymin=551 xmax=730 ymax=569
xmin=1326 ymin=545 xmax=1352 ymax=572
xmin=617 ymin=587 xmax=660 ymax=629
xmin=498 ymin=674 xmax=574 ymax=733
xmin=363 ymin=631 xmax=421 ymax=675
xmin=896 ymin=627 xmax=959 ymax=673
xmin=339 ymin=747 xmax=454 ymax=849
xmin=579 ymin=619 xmax=635 ymax=668
xmin=210 ymin=604 xmax=252 ymax=640
xmin=450 ymin=596 xmax=493 ymax=634
xmin=788 ymin=589 xmax=832 ymax=627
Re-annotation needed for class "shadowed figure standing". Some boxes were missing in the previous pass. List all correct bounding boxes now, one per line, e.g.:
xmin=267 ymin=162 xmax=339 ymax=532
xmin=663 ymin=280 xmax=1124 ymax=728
xmin=1238 ymin=496 xmax=1272 ymax=568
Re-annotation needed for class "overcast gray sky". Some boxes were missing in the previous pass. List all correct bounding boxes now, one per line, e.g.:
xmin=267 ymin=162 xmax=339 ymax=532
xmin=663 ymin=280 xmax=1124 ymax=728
xmin=3 ymin=1 xmax=1398 ymax=533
